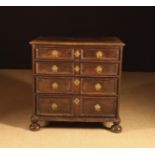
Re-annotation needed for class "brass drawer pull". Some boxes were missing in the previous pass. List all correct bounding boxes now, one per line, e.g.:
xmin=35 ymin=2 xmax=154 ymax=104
xmin=50 ymin=50 xmax=59 ymax=58
xmin=51 ymin=103 xmax=58 ymax=111
xmin=74 ymin=98 xmax=80 ymax=105
xmin=51 ymin=82 xmax=58 ymax=89
xmin=74 ymin=50 xmax=81 ymax=58
xmin=74 ymin=65 xmax=80 ymax=73
xmin=95 ymin=83 xmax=102 ymax=91
xmin=94 ymin=104 xmax=101 ymax=112
xmin=96 ymin=65 xmax=103 ymax=74
xmin=51 ymin=65 xmax=58 ymax=72
xmin=96 ymin=51 xmax=104 ymax=59
xmin=74 ymin=79 xmax=80 ymax=86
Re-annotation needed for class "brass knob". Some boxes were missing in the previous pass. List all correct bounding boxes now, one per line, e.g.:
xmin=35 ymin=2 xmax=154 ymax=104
xmin=51 ymin=65 xmax=58 ymax=72
xmin=51 ymin=103 xmax=58 ymax=111
xmin=94 ymin=104 xmax=101 ymax=112
xmin=95 ymin=83 xmax=102 ymax=91
xmin=74 ymin=79 xmax=80 ymax=86
xmin=96 ymin=51 xmax=104 ymax=59
xmin=96 ymin=65 xmax=103 ymax=74
xmin=74 ymin=50 xmax=80 ymax=58
xmin=74 ymin=98 xmax=80 ymax=105
xmin=50 ymin=50 xmax=59 ymax=57
xmin=74 ymin=65 xmax=80 ymax=73
xmin=51 ymin=82 xmax=58 ymax=89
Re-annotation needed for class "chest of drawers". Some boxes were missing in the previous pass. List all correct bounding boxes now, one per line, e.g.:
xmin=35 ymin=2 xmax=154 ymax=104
xmin=29 ymin=37 xmax=125 ymax=133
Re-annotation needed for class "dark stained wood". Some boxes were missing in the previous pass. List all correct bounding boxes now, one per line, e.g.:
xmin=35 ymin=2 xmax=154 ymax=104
xmin=82 ymin=48 xmax=120 ymax=60
xmin=36 ymin=77 xmax=73 ymax=94
xmin=30 ymin=37 xmax=125 ymax=46
xmin=29 ymin=37 xmax=125 ymax=133
xmin=81 ymin=96 xmax=116 ymax=117
xmin=36 ymin=95 xmax=73 ymax=116
xmin=31 ymin=114 xmax=119 ymax=122
xmin=35 ymin=47 xmax=74 ymax=60
xmin=36 ymin=62 xmax=118 ymax=76
xmin=36 ymin=62 xmax=74 ymax=75
xmin=81 ymin=62 xmax=119 ymax=76
xmin=81 ymin=78 xmax=118 ymax=95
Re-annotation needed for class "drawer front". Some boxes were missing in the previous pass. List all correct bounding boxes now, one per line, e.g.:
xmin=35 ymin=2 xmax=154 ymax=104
xmin=82 ymin=48 xmax=119 ymax=60
xmin=36 ymin=62 xmax=74 ymax=75
xmin=81 ymin=62 xmax=118 ymax=76
xmin=36 ymin=95 xmax=73 ymax=116
xmin=35 ymin=47 xmax=73 ymax=60
xmin=36 ymin=77 xmax=73 ymax=93
xmin=81 ymin=78 xmax=117 ymax=95
xmin=35 ymin=62 xmax=118 ymax=76
xmin=81 ymin=97 xmax=116 ymax=117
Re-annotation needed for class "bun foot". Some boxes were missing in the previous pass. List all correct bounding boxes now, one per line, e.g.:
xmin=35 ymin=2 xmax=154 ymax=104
xmin=110 ymin=124 xmax=122 ymax=133
xmin=29 ymin=122 xmax=40 ymax=131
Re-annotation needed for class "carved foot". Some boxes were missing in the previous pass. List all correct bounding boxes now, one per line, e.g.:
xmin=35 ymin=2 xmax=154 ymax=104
xmin=29 ymin=122 xmax=40 ymax=131
xmin=110 ymin=123 xmax=122 ymax=133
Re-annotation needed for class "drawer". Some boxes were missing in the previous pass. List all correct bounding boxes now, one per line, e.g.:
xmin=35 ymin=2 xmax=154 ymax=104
xmin=35 ymin=47 xmax=74 ymax=60
xmin=81 ymin=78 xmax=117 ymax=95
xmin=36 ymin=95 xmax=73 ymax=116
xmin=36 ymin=77 xmax=73 ymax=93
xmin=36 ymin=62 xmax=74 ymax=75
xmin=82 ymin=48 xmax=119 ymax=61
xmin=36 ymin=62 xmax=118 ymax=76
xmin=81 ymin=62 xmax=118 ymax=76
xmin=81 ymin=96 xmax=116 ymax=117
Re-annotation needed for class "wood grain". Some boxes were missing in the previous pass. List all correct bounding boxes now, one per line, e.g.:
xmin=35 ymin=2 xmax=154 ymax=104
xmin=30 ymin=37 xmax=125 ymax=133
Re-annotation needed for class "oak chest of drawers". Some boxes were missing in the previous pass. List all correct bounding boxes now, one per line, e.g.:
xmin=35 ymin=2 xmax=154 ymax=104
xmin=29 ymin=37 xmax=125 ymax=133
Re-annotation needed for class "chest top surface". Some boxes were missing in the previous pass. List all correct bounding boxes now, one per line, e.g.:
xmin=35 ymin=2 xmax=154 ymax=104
xmin=30 ymin=37 xmax=125 ymax=46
